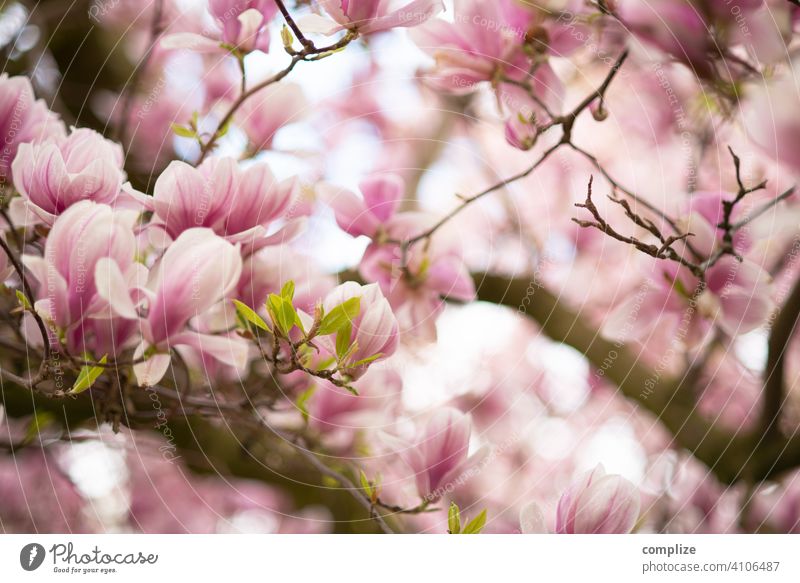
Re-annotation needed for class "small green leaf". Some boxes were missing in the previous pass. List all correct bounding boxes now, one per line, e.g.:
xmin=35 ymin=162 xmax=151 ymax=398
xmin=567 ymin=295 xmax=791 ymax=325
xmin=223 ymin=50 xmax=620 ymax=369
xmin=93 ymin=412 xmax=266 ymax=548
xmin=296 ymin=385 xmax=316 ymax=423
xmin=24 ymin=411 xmax=55 ymax=444
xmin=349 ymin=353 xmax=383 ymax=368
xmin=335 ymin=322 xmax=352 ymax=361
xmin=15 ymin=289 xmax=31 ymax=310
xmin=170 ymin=122 xmax=196 ymax=138
xmin=216 ymin=119 xmax=231 ymax=139
xmin=461 ymin=509 xmax=487 ymax=534
xmin=71 ymin=355 xmax=107 ymax=394
xmin=267 ymin=293 xmax=297 ymax=336
xmin=233 ymin=299 xmax=270 ymax=331
xmin=359 ymin=470 xmax=373 ymax=499
xmin=281 ymin=280 xmax=296 ymax=301
xmin=318 ymin=297 xmax=360 ymax=336
xmin=448 ymin=502 xmax=461 ymax=534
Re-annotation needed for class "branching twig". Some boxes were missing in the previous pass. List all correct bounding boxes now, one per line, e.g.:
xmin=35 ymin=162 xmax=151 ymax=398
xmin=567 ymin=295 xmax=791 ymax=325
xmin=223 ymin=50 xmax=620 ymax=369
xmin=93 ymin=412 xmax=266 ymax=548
xmin=196 ymin=30 xmax=357 ymax=163
xmin=572 ymin=177 xmax=702 ymax=275
xmin=0 ymin=236 xmax=51 ymax=384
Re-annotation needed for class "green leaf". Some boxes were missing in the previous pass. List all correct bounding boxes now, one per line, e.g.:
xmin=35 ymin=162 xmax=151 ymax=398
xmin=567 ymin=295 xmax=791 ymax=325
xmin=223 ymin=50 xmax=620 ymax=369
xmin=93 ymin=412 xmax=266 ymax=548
xmin=15 ymin=289 xmax=31 ymax=310
xmin=24 ymin=411 xmax=55 ymax=444
xmin=461 ymin=509 xmax=487 ymax=534
xmin=448 ymin=502 xmax=461 ymax=534
xmin=233 ymin=299 xmax=270 ymax=332
xmin=216 ymin=119 xmax=231 ymax=139
xmin=281 ymin=280 xmax=295 ymax=301
xmin=318 ymin=297 xmax=360 ymax=336
xmin=359 ymin=470 xmax=373 ymax=499
xmin=335 ymin=322 xmax=352 ymax=361
xmin=296 ymin=385 xmax=316 ymax=423
xmin=267 ymin=293 xmax=297 ymax=336
xmin=170 ymin=122 xmax=196 ymax=138
xmin=71 ymin=355 xmax=108 ymax=394
xmin=349 ymin=353 xmax=383 ymax=368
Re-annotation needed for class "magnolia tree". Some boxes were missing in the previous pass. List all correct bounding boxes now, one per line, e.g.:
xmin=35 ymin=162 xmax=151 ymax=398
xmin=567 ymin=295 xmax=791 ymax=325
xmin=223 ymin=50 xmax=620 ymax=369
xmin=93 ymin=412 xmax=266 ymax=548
xmin=0 ymin=0 xmax=799 ymax=534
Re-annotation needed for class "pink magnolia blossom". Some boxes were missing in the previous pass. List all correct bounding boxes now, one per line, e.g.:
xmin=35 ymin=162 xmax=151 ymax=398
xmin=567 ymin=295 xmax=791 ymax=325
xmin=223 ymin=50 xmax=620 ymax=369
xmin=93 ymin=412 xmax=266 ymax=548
xmin=0 ymin=73 xmax=64 ymax=185
xmin=12 ymin=127 xmax=132 ymax=225
xmin=134 ymin=228 xmax=246 ymax=386
xmin=305 ymin=0 xmax=444 ymax=35
xmin=321 ymin=281 xmax=399 ymax=379
xmin=618 ymin=0 xmax=713 ymax=75
xmin=136 ymin=157 xmax=301 ymax=253
xmin=555 ymin=465 xmax=640 ymax=534
xmin=605 ymin=192 xmax=773 ymax=343
xmin=161 ymin=0 xmax=277 ymax=54
xmin=360 ymin=213 xmax=475 ymax=340
xmin=307 ymin=369 xmax=402 ymax=436
xmin=383 ymin=408 xmax=487 ymax=500
xmin=744 ymin=62 xmax=800 ymax=172
xmin=22 ymin=201 xmax=143 ymax=355
xmin=319 ymin=173 xmax=405 ymax=238
xmin=236 ymin=82 xmax=309 ymax=151
xmin=236 ymin=247 xmax=335 ymax=315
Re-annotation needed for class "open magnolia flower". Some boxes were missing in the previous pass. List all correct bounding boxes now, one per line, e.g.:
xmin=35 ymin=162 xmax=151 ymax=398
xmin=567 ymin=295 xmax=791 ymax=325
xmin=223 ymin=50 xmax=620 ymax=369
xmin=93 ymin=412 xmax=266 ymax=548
xmin=382 ymin=408 xmax=488 ymax=501
xmin=22 ymin=201 xmax=144 ymax=354
xmin=520 ymin=465 xmax=641 ymax=534
xmin=131 ymin=157 xmax=303 ymax=254
xmin=0 ymin=73 xmax=64 ymax=185
xmin=161 ymin=0 xmax=277 ymax=54
xmin=302 ymin=0 xmax=444 ymax=35
xmin=133 ymin=228 xmax=247 ymax=386
xmin=11 ymin=128 xmax=139 ymax=225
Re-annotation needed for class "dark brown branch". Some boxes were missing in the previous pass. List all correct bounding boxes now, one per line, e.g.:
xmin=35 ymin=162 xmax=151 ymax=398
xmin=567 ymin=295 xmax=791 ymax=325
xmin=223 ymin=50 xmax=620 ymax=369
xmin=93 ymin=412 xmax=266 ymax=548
xmin=196 ymin=32 xmax=356 ymax=163
xmin=395 ymin=50 xmax=631 ymax=258
xmin=472 ymin=272 xmax=800 ymax=484
xmin=763 ymin=275 xmax=800 ymax=440
xmin=274 ymin=0 xmax=314 ymax=50
xmin=0 ymin=236 xmax=51 ymax=382
xmin=573 ymin=177 xmax=702 ymax=276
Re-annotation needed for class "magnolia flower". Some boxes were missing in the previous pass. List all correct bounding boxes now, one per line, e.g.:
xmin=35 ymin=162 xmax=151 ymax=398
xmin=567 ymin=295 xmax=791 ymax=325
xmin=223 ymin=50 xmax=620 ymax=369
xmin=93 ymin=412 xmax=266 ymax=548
xmin=0 ymin=73 xmax=64 ymax=185
xmin=135 ymin=157 xmax=301 ymax=253
xmin=22 ymin=201 xmax=144 ymax=354
xmin=319 ymin=173 xmax=405 ymax=239
xmin=12 ymin=127 xmax=131 ymax=225
xmin=605 ymin=192 xmax=773 ymax=343
xmin=134 ymin=228 xmax=246 ymax=386
xmin=519 ymin=466 xmax=641 ymax=534
xmin=360 ymin=212 xmax=475 ymax=340
xmin=321 ymin=282 xmax=399 ymax=379
xmin=411 ymin=0 xmax=528 ymax=92
xmin=618 ymin=0 xmax=713 ymax=74
xmin=306 ymin=369 xmax=401 ymax=434
xmin=744 ymin=61 xmax=800 ymax=172
xmin=161 ymin=0 xmax=277 ymax=54
xmin=236 ymin=82 xmax=309 ymax=150
xmin=303 ymin=0 xmax=444 ymax=36
xmin=383 ymin=408 xmax=487 ymax=500
xmin=555 ymin=465 xmax=641 ymax=534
